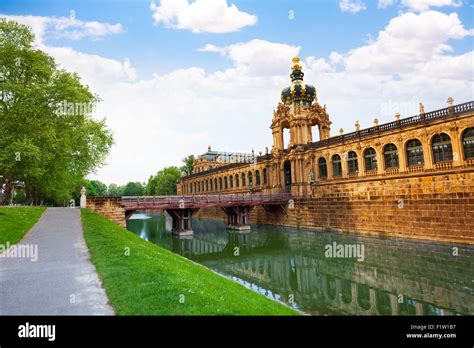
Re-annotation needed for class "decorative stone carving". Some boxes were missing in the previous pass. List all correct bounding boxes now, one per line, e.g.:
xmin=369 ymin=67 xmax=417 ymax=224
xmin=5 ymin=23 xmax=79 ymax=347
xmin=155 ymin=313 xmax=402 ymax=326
xmin=447 ymin=97 xmax=454 ymax=107
xmin=419 ymin=102 xmax=425 ymax=114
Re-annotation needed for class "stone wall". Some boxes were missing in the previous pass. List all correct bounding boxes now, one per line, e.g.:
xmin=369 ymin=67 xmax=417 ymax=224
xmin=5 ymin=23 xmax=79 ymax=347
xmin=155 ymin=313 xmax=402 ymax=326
xmin=86 ymin=197 xmax=126 ymax=227
xmin=196 ymin=170 xmax=474 ymax=244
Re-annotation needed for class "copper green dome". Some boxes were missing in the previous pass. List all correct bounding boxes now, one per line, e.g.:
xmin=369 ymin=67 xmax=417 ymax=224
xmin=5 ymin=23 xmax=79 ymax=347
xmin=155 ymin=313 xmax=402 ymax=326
xmin=281 ymin=57 xmax=316 ymax=105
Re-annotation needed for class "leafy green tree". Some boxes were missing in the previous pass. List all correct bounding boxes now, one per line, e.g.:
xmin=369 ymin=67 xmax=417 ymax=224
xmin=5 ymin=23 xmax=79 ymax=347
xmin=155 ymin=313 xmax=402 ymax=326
xmin=145 ymin=175 xmax=157 ymax=195
xmin=122 ymin=182 xmax=145 ymax=196
xmin=86 ymin=180 xmax=108 ymax=197
xmin=107 ymin=183 xmax=123 ymax=196
xmin=0 ymin=19 xmax=113 ymax=205
xmin=180 ymin=155 xmax=195 ymax=176
xmin=155 ymin=167 xmax=181 ymax=195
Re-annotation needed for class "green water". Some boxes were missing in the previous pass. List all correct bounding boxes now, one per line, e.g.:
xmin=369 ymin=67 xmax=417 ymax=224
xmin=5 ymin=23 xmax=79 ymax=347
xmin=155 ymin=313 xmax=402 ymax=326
xmin=127 ymin=213 xmax=474 ymax=315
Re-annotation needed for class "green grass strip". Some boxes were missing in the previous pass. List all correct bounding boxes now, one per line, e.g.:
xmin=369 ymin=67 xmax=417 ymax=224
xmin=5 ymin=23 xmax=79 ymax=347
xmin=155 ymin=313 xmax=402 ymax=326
xmin=0 ymin=207 xmax=46 ymax=245
xmin=81 ymin=208 xmax=300 ymax=316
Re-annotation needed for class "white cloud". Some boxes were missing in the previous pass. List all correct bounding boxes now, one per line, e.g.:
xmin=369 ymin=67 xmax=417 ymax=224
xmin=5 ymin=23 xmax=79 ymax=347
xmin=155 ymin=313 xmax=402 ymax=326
xmin=44 ymin=47 xmax=137 ymax=86
xmin=328 ymin=52 xmax=343 ymax=66
xmin=150 ymin=0 xmax=257 ymax=33
xmin=203 ymin=39 xmax=300 ymax=76
xmin=343 ymin=11 xmax=472 ymax=74
xmin=0 ymin=14 xmax=123 ymax=44
xmin=377 ymin=0 xmax=464 ymax=11
xmin=378 ymin=0 xmax=395 ymax=9
xmin=401 ymin=0 xmax=463 ymax=12
xmin=197 ymin=43 xmax=225 ymax=54
xmin=339 ymin=0 xmax=367 ymax=13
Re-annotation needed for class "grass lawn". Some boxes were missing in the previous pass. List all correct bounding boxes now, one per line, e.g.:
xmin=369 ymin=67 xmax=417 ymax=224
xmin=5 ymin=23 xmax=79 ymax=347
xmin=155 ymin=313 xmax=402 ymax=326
xmin=0 ymin=207 xmax=46 ymax=245
xmin=81 ymin=209 xmax=300 ymax=315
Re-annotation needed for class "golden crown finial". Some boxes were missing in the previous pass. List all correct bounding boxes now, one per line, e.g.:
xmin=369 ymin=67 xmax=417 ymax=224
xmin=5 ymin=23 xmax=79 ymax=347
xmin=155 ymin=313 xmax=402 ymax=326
xmin=291 ymin=57 xmax=302 ymax=71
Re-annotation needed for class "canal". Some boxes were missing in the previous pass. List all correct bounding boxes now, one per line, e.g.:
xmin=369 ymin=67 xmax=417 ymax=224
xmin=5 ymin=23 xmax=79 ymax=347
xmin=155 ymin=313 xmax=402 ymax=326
xmin=127 ymin=212 xmax=474 ymax=315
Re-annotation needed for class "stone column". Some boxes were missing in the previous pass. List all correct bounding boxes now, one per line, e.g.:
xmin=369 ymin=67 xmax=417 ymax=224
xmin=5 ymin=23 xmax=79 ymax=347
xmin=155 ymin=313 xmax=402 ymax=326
xmin=356 ymin=149 xmax=364 ymax=176
xmin=272 ymin=126 xmax=283 ymax=150
xmin=376 ymin=145 xmax=384 ymax=175
xmin=398 ymin=140 xmax=407 ymax=173
xmin=80 ymin=186 xmax=87 ymax=208
xmin=422 ymin=139 xmax=433 ymax=169
xmin=450 ymin=127 xmax=462 ymax=166
xmin=341 ymin=151 xmax=349 ymax=178
xmin=328 ymin=154 xmax=334 ymax=179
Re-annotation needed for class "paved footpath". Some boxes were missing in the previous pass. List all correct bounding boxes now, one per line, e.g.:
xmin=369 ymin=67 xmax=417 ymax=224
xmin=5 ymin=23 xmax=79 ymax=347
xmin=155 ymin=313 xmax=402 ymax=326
xmin=0 ymin=208 xmax=114 ymax=315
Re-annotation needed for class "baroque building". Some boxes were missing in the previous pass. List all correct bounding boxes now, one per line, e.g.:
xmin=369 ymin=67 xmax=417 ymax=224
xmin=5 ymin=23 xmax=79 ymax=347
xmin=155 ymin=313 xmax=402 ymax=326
xmin=178 ymin=57 xmax=474 ymax=244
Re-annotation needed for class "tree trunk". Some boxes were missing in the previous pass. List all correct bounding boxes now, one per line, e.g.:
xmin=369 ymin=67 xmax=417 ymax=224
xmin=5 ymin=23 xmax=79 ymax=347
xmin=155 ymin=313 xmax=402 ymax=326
xmin=2 ymin=179 xmax=13 ymax=205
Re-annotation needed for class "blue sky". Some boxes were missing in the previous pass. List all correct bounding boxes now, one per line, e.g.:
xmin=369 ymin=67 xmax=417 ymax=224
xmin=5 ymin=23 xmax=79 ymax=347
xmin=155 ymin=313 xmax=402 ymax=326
xmin=3 ymin=0 xmax=471 ymax=76
xmin=1 ymin=0 xmax=473 ymax=184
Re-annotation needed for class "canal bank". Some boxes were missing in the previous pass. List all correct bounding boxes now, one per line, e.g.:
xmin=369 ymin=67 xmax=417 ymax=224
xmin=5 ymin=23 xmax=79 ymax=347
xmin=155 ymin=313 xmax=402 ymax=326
xmin=127 ymin=213 xmax=474 ymax=316
xmin=81 ymin=209 xmax=299 ymax=315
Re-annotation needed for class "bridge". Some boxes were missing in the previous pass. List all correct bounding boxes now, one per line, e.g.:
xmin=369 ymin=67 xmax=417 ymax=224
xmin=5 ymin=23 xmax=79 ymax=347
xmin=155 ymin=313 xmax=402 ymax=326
xmin=86 ymin=193 xmax=291 ymax=236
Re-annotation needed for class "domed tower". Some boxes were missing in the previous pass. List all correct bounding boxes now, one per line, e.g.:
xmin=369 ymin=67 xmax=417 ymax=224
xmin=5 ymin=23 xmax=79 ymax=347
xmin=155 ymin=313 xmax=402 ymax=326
xmin=271 ymin=57 xmax=332 ymax=151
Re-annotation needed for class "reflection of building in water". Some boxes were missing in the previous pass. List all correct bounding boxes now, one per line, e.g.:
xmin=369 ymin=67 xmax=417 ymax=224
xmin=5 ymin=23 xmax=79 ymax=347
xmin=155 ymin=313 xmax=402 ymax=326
xmin=171 ymin=226 xmax=473 ymax=315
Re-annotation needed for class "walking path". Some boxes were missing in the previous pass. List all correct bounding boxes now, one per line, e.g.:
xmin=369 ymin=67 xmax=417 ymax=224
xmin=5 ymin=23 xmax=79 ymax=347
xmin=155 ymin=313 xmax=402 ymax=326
xmin=0 ymin=208 xmax=114 ymax=315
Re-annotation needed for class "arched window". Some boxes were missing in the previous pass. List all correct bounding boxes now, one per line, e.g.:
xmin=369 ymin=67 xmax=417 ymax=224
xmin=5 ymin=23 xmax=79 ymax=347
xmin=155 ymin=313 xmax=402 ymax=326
xmin=432 ymin=133 xmax=453 ymax=163
xmin=255 ymin=170 xmax=261 ymax=185
xmin=219 ymin=177 xmax=223 ymax=190
xmin=205 ymin=180 xmax=208 ymax=192
xmin=318 ymin=157 xmax=327 ymax=178
xmin=347 ymin=151 xmax=358 ymax=174
xmin=406 ymin=139 xmax=424 ymax=166
xmin=241 ymin=173 xmax=246 ymax=187
xmin=364 ymin=148 xmax=377 ymax=172
xmin=332 ymin=155 xmax=342 ymax=177
xmin=214 ymin=178 xmax=217 ymax=191
xmin=462 ymin=128 xmax=474 ymax=160
xmin=209 ymin=179 xmax=213 ymax=191
xmin=235 ymin=174 xmax=240 ymax=187
xmin=229 ymin=175 xmax=233 ymax=188
xmin=224 ymin=177 xmax=228 ymax=189
xmin=263 ymin=168 xmax=268 ymax=184
xmin=248 ymin=171 xmax=253 ymax=187
xmin=193 ymin=182 xmax=196 ymax=193
xmin=197 ymin=182 xmax=200 ymax=193
xmin=384 ymin=144 xmax=399 ymax=169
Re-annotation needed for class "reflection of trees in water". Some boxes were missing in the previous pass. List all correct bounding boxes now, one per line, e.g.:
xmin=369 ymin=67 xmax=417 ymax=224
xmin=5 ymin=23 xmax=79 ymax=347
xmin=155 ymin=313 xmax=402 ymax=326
xmin=127 ymin=216 xmax=473 ymax=316
xmin=398 ymin=298 xmax=417 ymax=315
xmin=376 ymin=290 xmax=392 ymax=315
xmin=357 ymin=284 xmax=371 ymax=310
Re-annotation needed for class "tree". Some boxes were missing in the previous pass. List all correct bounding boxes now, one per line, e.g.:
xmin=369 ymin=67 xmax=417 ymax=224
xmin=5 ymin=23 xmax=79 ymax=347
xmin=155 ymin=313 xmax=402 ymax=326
xmin=180 ymin=155 xmax=195 ymax=176
xmin=122 ymin=182 xmax=145 ymax=196
xmin=107 ymin=183 xmax=123 ymax=196
xmin=0 ymin=19 xmax=113 ymax=205
xmin=145 ymin=175 xmax=157 ymax=195
xmin=86 ymin=180 xmax=108 ymax=197
xmin=154 ymin=167 xmax=181 ymax=195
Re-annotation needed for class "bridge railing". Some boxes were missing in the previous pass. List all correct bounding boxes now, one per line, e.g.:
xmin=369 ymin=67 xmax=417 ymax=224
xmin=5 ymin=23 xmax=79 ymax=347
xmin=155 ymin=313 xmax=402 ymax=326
xmin=121 ymin=193 xmax=292 ymax=206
